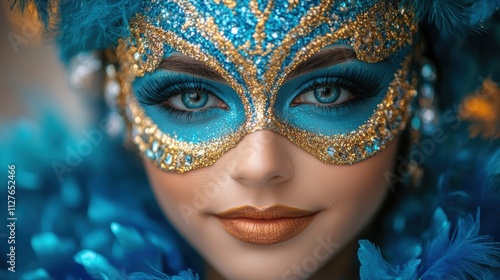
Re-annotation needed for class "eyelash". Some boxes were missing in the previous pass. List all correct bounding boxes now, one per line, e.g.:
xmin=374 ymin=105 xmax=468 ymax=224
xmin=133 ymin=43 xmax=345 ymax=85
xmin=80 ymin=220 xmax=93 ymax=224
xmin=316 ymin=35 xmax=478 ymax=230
xmin=135 ymin=69 xmax=384 ymax=120
xmin=298 ymin=69 xmax=383 ymax=100
xmin=293 ymin=70 xmax=383 ymax=113
xmin=136 ymin=76 xmax=206 ymax=104
xmin=135 ymin=76 xmax=220 ymax=121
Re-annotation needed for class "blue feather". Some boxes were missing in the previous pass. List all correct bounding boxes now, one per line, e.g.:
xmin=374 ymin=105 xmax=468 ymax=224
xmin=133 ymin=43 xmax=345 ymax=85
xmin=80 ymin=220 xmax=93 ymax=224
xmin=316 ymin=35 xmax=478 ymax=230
xmin=470 ymin=0 xmax=500 ymax=25
xmin=9 ymin=0 xmax=54 ymax=27
xmin=401 ymin=0 xmax=500 ymax=38
xmin=358 ymin=240 xmax=420 ymax=280
xmin=56 ymin=0 xmax=141 ymax=62
xmin=9 ymin=0 xmax=141 ymax=62
xmin=419 ymin=208 xmax=500 ymax=279
xmin=10 ymin=0 xmax=500 ymax=60
xmin=127 ymin=269 xmax=199 ymax=280
xmin=485 ymin=148 xmax=500 ymax=195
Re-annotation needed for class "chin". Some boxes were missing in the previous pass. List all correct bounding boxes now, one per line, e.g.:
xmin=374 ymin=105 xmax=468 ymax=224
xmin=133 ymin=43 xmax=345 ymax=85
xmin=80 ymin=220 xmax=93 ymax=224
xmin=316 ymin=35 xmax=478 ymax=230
xmin=184 ymin=209 xmax=370 ymax=280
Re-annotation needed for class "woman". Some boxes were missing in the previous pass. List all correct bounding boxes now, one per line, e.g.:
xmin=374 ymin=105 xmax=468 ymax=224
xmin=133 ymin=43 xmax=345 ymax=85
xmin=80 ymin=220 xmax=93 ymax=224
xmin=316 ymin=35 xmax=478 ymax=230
xmin=5 ymin=0 xmax=500 ymax=279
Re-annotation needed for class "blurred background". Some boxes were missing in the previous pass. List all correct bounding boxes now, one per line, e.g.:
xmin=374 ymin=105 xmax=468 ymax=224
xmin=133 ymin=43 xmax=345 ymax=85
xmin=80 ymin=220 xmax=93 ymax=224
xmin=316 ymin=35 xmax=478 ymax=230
xmin=1 ymin=2 xmax=88 ymax=129
xmin=1 ymin=4 xmax=103 ymax=274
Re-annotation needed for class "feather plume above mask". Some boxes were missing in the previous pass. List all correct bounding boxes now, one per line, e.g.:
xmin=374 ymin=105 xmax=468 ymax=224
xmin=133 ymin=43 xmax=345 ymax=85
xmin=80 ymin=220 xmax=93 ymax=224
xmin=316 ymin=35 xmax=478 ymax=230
xmin=8 ymin=0 xmax=500 ymax=62
xmin=401 ymin=0 xmax=500 ymax=38
xmin=9 ymin=0 xmax=141 ymax=62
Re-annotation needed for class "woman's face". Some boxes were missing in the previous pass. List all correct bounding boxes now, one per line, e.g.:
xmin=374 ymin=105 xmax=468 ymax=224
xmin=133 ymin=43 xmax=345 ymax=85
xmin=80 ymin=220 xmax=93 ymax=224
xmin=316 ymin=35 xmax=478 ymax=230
xmin=119 ymin=1 xmax=417 ymax=279
xmin=145 ymin=131 xmax=399 ymax=279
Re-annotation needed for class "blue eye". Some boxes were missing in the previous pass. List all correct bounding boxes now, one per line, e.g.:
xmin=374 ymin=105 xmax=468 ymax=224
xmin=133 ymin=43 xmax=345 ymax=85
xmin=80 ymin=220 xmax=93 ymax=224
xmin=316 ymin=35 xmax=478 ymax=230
xmin=292 ymin=84 xmax=352 ymax=107
xmin=133 ymin=71 xmax=246 ymax=142
xmin=313 ymin=86 xmax=341 ymax=103
xmin=167 ymin=90 xmax=225 ymax=111
xmin=134 ymin=74 xmax=229 ymax=118
xmin=181 ymin=91 xmax=208 ymax=109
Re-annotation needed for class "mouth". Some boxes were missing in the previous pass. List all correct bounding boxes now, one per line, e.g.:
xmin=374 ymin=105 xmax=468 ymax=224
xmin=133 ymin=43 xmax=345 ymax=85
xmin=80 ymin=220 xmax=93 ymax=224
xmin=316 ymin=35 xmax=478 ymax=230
xmin=214 ymin=205 xmax=318 ymax=245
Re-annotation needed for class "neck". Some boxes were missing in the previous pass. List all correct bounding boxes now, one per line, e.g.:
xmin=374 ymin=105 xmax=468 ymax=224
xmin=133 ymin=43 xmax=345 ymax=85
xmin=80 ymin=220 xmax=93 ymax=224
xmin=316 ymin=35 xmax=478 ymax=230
xmin=205 ymin=239 xmax=359 ymax=280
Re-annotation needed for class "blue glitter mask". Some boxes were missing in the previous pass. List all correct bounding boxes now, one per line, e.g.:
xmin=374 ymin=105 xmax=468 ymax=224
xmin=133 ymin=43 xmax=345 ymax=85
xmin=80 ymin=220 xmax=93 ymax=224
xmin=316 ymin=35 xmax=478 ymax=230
xmin=116 ymin=0 xmax=418 ymax=173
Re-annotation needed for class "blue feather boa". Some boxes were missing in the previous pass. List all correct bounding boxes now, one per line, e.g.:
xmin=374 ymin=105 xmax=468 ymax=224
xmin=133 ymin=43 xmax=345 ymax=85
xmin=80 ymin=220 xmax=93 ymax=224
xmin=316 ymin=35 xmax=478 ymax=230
xmin=401 ymin=0 xmax=500 ymax=38
xmin=359 ymin=208 xmax=500 ymax=279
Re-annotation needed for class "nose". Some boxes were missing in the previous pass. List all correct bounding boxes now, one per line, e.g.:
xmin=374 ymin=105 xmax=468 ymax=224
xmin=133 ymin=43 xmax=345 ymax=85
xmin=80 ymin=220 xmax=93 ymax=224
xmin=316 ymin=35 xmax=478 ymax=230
xmin=227 ymin=130 xmax=294 ymax=187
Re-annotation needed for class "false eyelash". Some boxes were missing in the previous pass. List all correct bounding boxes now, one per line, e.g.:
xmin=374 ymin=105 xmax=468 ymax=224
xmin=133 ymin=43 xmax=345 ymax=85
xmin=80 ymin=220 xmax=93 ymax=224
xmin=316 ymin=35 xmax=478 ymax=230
xmin=135 ymin=75 xmax=210 ymax=106
xmin=135 ymin=74 xmax=224 ymax=121
xmin=293 ymin=69 xmax=386 ymax=115
xmin=302 ymin=68 xmax=386 ymax=99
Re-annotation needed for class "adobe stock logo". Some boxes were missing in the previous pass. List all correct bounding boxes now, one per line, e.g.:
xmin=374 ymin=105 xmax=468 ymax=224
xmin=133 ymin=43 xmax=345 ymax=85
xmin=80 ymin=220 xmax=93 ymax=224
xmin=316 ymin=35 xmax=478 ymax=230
xmin=51 ymin=118 xmax=115 ymax=182
xmin=7 ymin=16 xmax=42 ymax=54
xmin=281 ymin=235 xmax=340 ymax=280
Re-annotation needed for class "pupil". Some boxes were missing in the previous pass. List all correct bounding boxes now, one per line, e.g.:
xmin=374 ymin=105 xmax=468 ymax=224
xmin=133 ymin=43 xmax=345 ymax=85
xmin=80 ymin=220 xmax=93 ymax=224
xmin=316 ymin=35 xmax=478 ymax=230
xmin=188 ymin=92 xmax=201 ymax=102
xmin=314 ymin=86 xmax=340 ymax=104
xmin=182 ymin=91 xmax=209 ymax=109
xmin=318 ymin=87 xmax=331 ymax=97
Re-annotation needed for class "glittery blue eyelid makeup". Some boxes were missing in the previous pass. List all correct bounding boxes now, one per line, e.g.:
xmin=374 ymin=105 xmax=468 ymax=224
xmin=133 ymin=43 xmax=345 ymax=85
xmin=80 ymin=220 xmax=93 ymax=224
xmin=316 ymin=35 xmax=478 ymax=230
xmin=133 ymin=70 xmax=246 ymax=143
xmin=274 ymin=61 xmax=397 ymax=135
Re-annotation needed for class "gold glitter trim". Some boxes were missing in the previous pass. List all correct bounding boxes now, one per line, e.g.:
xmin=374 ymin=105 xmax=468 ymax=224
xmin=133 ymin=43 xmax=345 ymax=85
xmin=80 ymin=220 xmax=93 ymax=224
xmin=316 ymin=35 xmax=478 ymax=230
xmin=264 ymin=1 xmax=417 ymax=121
xmin=288 ymin=0 xmax=299 ymax=11
xmin=122 ymin=58 xmax=416 ymax=172
xmin=214 ymin=0 xmax=237 ymax=9
xmin=127 ymin=97 xmax=247 ymax=173
xmin=250 ymin=0 xmax=275 ymax=49
xmin=126 ymin=16 xmax=253 ymax=122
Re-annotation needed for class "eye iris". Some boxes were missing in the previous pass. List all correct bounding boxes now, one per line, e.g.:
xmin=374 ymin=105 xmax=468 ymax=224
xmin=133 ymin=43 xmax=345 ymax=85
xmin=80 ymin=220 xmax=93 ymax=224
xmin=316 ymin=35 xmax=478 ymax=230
xmin=314 ymin=86 xmax=340 ymax=104
xmin=182 ymin=91 xmax=209 ymax=109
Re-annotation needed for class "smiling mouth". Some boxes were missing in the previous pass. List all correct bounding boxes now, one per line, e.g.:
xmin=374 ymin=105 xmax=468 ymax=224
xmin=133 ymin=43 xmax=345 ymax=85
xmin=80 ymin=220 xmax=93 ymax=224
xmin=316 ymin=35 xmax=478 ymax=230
xmin=214 ymin=205 xmax=318 ymax=245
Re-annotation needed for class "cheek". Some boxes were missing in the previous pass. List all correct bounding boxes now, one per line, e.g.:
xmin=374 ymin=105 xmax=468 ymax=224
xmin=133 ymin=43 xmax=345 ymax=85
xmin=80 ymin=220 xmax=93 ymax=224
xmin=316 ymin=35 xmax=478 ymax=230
xmin=143 ymin=161 xmax=213 ymax=240
xmin=317 ymin=146 xmax=395 ymax=209
xmin=305 ymin=137 xmax=399 ymax=242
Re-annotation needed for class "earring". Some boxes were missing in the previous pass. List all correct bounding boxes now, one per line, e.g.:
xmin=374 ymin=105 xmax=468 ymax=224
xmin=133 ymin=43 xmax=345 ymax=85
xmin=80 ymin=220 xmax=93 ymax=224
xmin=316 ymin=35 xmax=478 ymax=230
xmin=103 ymin=63 xmax=125 ymax=137
xmin=68 ymin=52 xmax=103 ymax=93
xmin=407 ymin=58 xmax=440 ymax=188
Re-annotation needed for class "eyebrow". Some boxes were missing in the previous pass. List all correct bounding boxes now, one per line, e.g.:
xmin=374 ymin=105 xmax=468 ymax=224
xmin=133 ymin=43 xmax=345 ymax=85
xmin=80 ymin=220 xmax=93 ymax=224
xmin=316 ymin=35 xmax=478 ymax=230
xmin=157 ymin=47 xmax=356 ymax=83
xmin=158 ymin=54 xmax=227 ymax=83
xmin=284 ymin=47 xmax=357 ymax=82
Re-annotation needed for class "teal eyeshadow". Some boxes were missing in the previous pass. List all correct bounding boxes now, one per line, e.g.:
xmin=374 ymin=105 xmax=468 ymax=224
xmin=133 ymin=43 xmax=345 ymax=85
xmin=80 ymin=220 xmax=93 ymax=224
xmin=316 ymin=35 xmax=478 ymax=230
xmin=273 ymin=59 xmax=398 ymax=135
xmin=132 ymin=70 xmax=245 ymax=143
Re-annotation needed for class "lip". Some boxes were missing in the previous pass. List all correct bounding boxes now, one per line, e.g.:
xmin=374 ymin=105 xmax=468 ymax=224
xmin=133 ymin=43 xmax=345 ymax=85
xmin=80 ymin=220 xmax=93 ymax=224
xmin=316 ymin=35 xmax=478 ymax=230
xmin=214 ymin=205 xmax=318 ymax=245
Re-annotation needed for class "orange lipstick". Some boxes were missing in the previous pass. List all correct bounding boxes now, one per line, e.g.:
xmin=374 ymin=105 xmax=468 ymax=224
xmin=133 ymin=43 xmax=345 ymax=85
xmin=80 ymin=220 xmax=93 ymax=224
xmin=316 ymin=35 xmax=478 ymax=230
xmin=215 ymin=205 xmax=317 ymax=245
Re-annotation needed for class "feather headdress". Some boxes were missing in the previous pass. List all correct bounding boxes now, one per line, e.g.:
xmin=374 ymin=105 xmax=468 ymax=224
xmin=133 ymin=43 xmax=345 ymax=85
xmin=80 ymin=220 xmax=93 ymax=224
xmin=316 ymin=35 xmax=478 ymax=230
xmin=401 ymin=0 xmax=500 ymax=37
xmin=9 ymin=0 xmax=141 ymax=62
xmin=9 ymin=0 xmax=500 ymax=62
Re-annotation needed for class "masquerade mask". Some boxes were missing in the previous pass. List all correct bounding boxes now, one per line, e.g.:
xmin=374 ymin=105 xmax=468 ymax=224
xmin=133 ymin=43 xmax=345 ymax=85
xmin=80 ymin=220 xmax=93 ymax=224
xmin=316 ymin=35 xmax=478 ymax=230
xmin=117 ymin=0 xmax=418 ymax=173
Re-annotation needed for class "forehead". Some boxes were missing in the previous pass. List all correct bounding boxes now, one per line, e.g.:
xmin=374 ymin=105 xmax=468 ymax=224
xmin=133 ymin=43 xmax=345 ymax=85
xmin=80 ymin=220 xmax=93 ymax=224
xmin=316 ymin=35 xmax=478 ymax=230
xmin=126 ymin=0 xmax=416 ymax=82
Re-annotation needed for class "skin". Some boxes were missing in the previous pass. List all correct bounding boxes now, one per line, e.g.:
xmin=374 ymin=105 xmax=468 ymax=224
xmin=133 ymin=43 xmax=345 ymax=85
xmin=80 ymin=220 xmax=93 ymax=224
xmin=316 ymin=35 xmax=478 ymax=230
xmin=144 ymin=128 xmax=400 ymax=279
